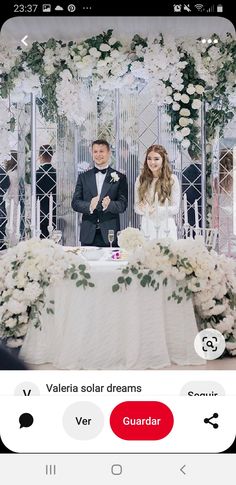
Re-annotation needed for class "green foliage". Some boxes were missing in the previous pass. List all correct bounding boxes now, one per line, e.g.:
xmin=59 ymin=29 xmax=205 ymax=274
xmin=66 ymin=263 xmax=94 ymax=290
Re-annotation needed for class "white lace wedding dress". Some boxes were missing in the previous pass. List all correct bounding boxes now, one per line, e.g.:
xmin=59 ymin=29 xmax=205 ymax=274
xmin=134 ymin=174 xmax=180 ymax=240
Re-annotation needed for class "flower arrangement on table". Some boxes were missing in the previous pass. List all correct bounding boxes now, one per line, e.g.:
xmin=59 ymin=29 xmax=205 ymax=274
xmin=117 ymin=227 xmax=146 ymax=252
xmin=0 ymin=239 xmax=94 ymax=348
xmin=114 ymin=228 xmax=236 ymax=355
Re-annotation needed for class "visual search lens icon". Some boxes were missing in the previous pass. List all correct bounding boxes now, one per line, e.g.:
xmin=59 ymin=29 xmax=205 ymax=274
xmin=194 ymin=329 xmax=226 ymax=360
xmin=202 ymin=336 xmax=218 ymax=352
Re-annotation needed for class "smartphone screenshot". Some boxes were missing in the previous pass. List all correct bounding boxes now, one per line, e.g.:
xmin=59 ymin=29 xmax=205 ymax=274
xmin=0 ymin=1 xmax=235 ymax=482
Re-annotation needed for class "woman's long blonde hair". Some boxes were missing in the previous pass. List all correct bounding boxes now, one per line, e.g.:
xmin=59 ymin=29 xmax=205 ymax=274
xmin=138 ymin=145 xmax=173 ymax=204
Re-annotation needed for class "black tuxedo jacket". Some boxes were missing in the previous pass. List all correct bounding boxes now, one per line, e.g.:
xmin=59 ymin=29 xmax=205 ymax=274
xmin=36 ymin=163 xmax=57 ymax=237
xmin=0 ymin=166 xmax=10 ymax=242
xmin=71 ymin=166 xmax=128 ymax=245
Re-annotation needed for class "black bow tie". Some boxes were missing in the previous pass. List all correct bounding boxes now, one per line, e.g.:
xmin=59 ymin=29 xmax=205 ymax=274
xmin=94 ymin=166 xmax=107 ymax=175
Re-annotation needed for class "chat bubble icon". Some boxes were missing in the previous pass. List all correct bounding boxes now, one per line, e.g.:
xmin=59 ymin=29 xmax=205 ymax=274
xmin=19 ymin=413 xmax=34 ymax=429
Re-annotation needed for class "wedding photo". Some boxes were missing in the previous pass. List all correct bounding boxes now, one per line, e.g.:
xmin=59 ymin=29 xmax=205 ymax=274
xmin=0 ymin=15 xmax=236 ymax=371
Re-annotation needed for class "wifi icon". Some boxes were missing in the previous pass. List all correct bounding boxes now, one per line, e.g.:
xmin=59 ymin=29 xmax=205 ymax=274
xmin=195 ymin=3 xmax=204 ymax=10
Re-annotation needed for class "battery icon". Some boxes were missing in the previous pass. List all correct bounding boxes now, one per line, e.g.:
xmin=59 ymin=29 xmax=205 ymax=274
xmin=217 ymin=4 xmax=223 ymax=12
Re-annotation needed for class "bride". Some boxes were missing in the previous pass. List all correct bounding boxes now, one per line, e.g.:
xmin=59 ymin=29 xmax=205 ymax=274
xmin=134 ymin=144 xmax=180 ymax=240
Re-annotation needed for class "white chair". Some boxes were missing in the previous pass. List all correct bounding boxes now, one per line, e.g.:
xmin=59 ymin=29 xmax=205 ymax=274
xmin=183 ymin=226 xmax=218 ymax=250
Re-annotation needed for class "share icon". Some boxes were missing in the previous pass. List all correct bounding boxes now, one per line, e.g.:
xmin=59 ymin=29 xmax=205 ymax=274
xmin=204 ymin=413 xmax=219 ymax=429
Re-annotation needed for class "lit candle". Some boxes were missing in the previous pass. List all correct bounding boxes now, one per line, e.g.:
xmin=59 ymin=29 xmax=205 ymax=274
xmin=183 ymin=193 xmax=188 ymax=225
xmin=155 ymin=193 xmax=159 ymax=225
xmin=194 ymin=199 xmax=199 ymax=229
xmin=9 ymin=199 xmax=14 ymax=233
xmin=144 ymin=204 xmax=149 ymax=236
xmin=31 ymin=194 xmax=36 ymax=231
xmin=36 ymin=198 xmax=40 ymax=235
xmin=16 ymin=202 xmax=21 ymax=240
xmin=49 ymin=193 xmax=53 ymax=228
xmin=165 ymin=198 xmax=169 ymax=231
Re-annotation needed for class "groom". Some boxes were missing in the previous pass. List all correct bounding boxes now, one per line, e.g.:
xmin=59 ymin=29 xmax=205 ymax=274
xmin=72 ymin=139 xmax=128 ymax=247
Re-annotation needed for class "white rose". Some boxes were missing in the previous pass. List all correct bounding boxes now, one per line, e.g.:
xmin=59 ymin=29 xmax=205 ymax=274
xmin=7 ymin=338 xmax=24 ymax=349
xmin=173 ymin=92 xmax=182 ymax=101
xmin=166 ymin=86 xmax=173 ymax=95
xmin=89 ymin=47 xmax=101 ymax=58
xmin=180 ymin=108 xmax=190 ymax=117
xmin=186 ymin=85 xmax=195 ymax=95
xmin=111 ymin=172 xmax=120 ymax=182
xmin=172 ymin=102 xmax=180 ymax=111
xmin=179 ymin=117 xmax=189 ymax=127
xmin=195 ymin=85 xmax=204 ymax=95
xmin=165 ymin=95 xmax=173 ymax=105
xmin=17 ymin=323 xmax=28 ymax=337
xmin=174 ymin=131 xmax=184 ymax=141
xmin=108 ymin=37 xmax=117 ymax=46
xmin=192 ymin=99 xmax=202 ymax=109
xmin=181 ymin=94 xmax=190 ymax=103
xmin=7 ymin=299 xmax=27 ymax=315
xmin=226 ymin=341 xmax=236 ymax=350
xmin=181 ymin=139 xmax=190 ymax=148
xmin=181 ymin=127 xmax=190 ymax=136
xmin=99 ymin=43 xmax=111 ymax=52
xmin=5 ymin=317 xmax=17 ymax=329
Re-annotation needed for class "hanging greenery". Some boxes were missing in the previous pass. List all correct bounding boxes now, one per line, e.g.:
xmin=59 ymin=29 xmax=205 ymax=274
xmin=0 ymin=30 xmax=235 ymax=159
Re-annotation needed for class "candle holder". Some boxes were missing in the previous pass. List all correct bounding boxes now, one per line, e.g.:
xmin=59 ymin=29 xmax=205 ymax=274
xmin=47 ymin=225 xmax=54 ymax=239
xmin=183 ymin=223 xmax=190 ymax=239
xmin=144 ymin=233 xmax=150 ymax=242
xmin=35 ymin=228 xmax=41 ymax=239
xmin=155 ymin=225 xmax=160 ymax=241
xmin=195 ymin=227 xmax=201 ymax=237
xmin=4 ymin=228 xmax=21 ymax=249
xmin=4 ymin=227 xmax=13 ymax=248
xmin=164 ymin=229 xmax=171 ymax=239
xmin=30 ymin=222 xmax=36 ymax=239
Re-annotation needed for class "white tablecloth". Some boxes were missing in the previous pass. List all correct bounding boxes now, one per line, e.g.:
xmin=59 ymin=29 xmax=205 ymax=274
xmin=20 ymin=254 xmax=203 ymax=369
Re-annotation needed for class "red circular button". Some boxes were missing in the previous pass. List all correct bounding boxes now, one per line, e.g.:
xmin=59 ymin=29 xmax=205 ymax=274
xmin=110 ymin=401 xmax=174 ymax=440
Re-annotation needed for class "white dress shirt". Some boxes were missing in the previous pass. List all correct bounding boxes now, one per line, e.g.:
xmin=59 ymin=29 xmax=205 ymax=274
xmin=90 ymin=165 xmax=109 ymax=214
xmin=95 ymin=165 xmax=108 ymax=197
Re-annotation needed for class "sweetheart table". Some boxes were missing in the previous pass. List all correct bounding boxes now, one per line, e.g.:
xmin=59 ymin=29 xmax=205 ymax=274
xmin=20 ymin=247 xmax=203 ymax=369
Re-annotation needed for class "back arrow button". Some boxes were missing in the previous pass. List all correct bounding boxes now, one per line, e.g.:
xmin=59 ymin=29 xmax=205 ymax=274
xmin=180 ymin=465 xmax=186 ymax=475
xmin=21 ymin=35 xmax=28 ymax=46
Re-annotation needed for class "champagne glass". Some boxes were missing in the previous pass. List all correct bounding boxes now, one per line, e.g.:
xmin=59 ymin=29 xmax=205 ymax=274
xmin=108 ymin=229 xmax=114 ymax=248
xmin=117 ymin=231 xmax=121 ymax=247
